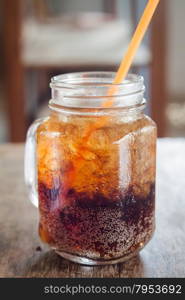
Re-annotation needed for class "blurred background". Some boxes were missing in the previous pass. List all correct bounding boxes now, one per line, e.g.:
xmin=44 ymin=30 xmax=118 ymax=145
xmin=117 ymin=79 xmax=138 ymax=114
xmin=0 ymin=0 xmax=184 ymax=143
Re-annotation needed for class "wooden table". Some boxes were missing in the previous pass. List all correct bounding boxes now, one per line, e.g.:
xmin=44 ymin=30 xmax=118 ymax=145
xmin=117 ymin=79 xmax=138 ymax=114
xmin=0 ymin=139 xmax=185 ymax=278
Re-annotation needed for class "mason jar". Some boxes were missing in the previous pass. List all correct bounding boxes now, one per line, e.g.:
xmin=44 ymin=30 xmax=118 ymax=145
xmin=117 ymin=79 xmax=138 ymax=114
xmin=25 ymin=72 xmax=157 ymax=265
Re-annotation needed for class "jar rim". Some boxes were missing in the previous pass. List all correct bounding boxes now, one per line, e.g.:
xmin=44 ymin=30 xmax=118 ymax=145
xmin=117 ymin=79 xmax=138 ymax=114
xmin=50 ymin=71 xmax=145 ymax=109
xmin=51 ymin=72 xmax=144 ymax=89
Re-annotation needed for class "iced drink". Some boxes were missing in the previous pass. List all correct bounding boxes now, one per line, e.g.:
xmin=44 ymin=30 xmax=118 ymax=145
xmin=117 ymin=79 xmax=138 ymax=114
xmin=37 ymin=108 xmax=156 ymax=264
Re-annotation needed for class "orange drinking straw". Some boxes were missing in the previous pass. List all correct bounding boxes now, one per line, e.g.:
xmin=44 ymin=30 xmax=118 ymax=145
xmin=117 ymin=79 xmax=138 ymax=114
xmin=103 ymin=0 xmax=160 ymax=108
xmin=81 ymin=0 xmax=160 ymax=142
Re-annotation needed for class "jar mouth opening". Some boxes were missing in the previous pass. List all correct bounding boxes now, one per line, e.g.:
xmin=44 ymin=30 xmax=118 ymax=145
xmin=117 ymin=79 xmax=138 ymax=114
xmin=50 ymin=71 xmax=145 ymax=109
xmin=51 ymin=72 xmax=144 ymax=89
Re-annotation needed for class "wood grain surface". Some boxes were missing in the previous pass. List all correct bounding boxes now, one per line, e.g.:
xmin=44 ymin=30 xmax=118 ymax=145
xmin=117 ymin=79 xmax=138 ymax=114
xmin=0 ymin=139 xmax=185 ymax=278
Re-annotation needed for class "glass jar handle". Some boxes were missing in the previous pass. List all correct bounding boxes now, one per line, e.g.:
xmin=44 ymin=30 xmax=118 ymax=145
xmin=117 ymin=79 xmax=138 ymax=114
xmin=24 ymin=118 xmax=46 ymax=207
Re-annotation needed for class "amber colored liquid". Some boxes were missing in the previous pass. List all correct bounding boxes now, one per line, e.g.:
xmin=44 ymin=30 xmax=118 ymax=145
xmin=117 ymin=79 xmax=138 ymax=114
xmin=37 ymin=112 xmax=156 ymax=260
xmin=56 ymin=115 xmax=109 ymax=198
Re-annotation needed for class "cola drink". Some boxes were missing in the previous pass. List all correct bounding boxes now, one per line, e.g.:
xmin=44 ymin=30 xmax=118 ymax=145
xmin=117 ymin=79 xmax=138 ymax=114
xmin=37 ymin=110 xmax=156 ymax=264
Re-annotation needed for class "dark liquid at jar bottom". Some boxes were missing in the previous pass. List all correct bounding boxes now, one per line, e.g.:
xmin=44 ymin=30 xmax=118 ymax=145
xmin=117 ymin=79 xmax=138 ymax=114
xmin=39 ymin=183 xmax=155 ymax=260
